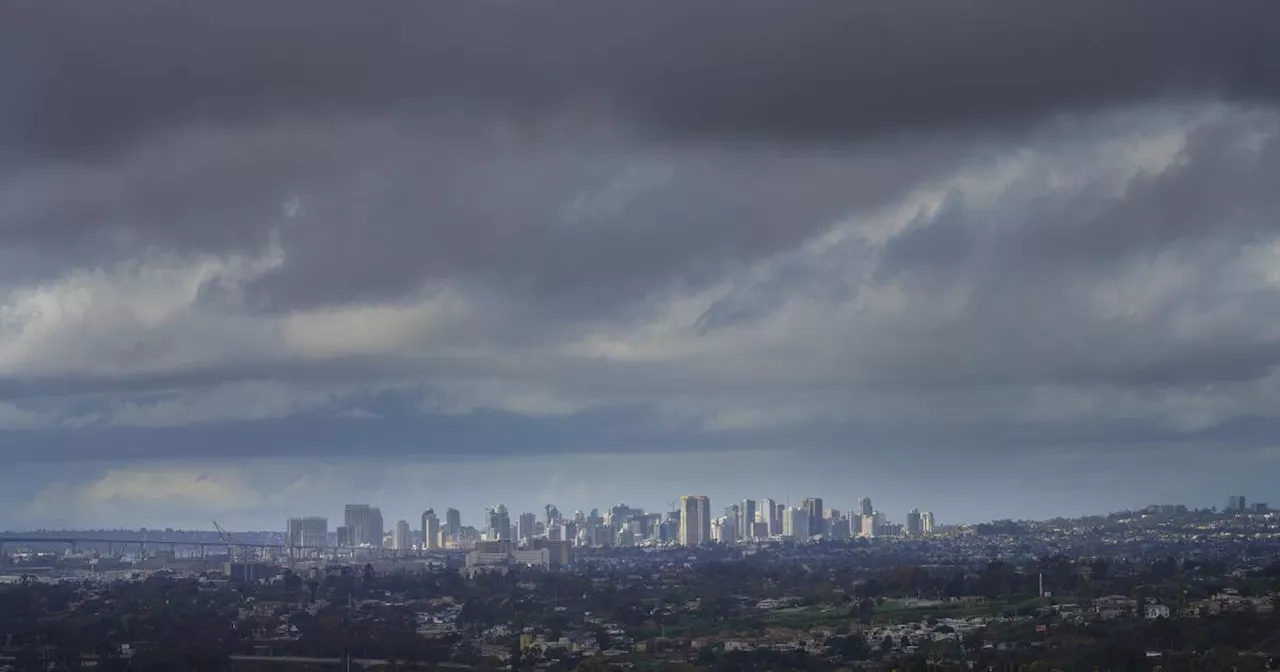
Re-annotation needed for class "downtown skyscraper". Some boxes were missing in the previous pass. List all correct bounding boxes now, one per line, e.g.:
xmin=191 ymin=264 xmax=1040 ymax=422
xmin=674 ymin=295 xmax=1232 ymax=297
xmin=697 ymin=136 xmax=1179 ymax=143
xmin=392 ymin=519 xmax=411 ymax=551
xmin=906 ymin=508 xmax=923 ymax=536
xmin=343 ymin=504 xmax=384 ymax=547
xmin=784 ymin=506 xmax=810 ymax=539
xmin=858 ymin=497 xmax=873 ymax=517
xmin=421 ymin=509 xmax=441 ymax=549
xmin=680 ymin=495 xmax=711 ymax=546
xmin=286 ymin=516 xmax=327 ymax=549
xmin=803 ymin=497 xmax=824 ymax=537
xmin=740 ymin=499 xmax=757 ymax=540
xmin=518 ymin=512 xmax=537 ymax=541
xmin=486 ymin=505 xmax=512 ymax=541
xmin=445 ymin=508 xmax=461 ymax=542
xmin=762 ymin=498 xmax=783 ymax=536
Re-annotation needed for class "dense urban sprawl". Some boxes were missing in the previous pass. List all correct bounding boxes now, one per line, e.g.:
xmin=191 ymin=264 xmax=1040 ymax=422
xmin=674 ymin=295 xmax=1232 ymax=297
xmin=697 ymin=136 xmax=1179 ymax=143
xmin=3 ymin=497 xmax=1280 ymax=670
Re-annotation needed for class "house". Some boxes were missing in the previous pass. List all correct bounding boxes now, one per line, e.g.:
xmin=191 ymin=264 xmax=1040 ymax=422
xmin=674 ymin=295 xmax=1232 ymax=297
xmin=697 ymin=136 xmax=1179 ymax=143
xmin=1094 ymin=595 xmax=1137 ymax=620
xmin=1144 ymin=604 xmax=1170 ymax=619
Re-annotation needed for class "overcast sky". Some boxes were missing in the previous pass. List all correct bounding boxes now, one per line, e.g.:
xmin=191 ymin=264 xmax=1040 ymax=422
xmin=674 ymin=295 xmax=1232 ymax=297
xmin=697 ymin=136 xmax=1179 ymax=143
xmin=3 ymin=0 xmax=1280 ymax=531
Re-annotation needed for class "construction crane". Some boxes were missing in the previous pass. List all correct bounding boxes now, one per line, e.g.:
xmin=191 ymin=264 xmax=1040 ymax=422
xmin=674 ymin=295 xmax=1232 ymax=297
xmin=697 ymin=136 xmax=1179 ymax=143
xmin=214 ymin=521 xmax=264 ymax=583
xmin=212 ymin=520 xmax=253 ymax=563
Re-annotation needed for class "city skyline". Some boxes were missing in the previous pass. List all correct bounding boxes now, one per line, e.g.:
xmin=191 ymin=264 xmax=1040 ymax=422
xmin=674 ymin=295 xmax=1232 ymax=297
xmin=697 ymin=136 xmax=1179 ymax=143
xmin=6 ymin=487 xmax=1268 ymax=537
xmin=4 ymin=1 xmax=1280 ymax=532
xmin=12 ymin=441 xmax=1275 ymax=532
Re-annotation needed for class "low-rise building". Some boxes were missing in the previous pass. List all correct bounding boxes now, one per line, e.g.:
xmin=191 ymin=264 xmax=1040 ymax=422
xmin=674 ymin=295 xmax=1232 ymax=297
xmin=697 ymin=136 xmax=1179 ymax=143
xmin=462 ymin=547 xmax=551 ymax=577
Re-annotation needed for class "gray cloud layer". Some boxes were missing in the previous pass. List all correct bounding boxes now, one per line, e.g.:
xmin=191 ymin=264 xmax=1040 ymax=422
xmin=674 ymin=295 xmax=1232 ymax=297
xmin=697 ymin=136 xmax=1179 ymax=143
xmin=4 ymin=0 xmax=1280 ymax=158
xmin=2 ymin=1 xmax=1280 ymax=526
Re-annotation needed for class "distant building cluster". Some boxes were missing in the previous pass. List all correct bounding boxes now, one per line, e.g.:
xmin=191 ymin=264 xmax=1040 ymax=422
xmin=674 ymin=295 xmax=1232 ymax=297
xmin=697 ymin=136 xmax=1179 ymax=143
xmin=282 ymin=491 xmax=945 ymax=563
xmin=268 ymin=491 xmax=1273 ymax=557
xmin=1226 ymin=495 xmax=1268 ymax=514
xmin=705 ymin=496 xmax=937 ymax=544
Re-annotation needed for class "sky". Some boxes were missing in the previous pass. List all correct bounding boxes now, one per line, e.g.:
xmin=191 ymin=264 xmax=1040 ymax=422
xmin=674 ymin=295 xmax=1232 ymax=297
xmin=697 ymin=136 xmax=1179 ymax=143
xmin=3 ymin=0 xmax=1280 ymax=531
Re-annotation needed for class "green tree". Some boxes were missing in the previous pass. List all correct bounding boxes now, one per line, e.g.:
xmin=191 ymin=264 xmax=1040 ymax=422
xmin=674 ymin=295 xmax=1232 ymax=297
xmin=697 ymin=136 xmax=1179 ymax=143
xmin=835 ymin=634 xmax=870 ymax=661
xmin=573 ymin=655 xmax=612 ymax=672
xmin=593 ymin=626 xmax=611 ymax=652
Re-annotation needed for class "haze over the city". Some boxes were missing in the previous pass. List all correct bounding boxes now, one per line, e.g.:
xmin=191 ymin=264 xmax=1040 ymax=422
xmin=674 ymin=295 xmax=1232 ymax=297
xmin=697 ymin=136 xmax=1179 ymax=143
xmin=3 ymin=0 xmax=1280 ymax=531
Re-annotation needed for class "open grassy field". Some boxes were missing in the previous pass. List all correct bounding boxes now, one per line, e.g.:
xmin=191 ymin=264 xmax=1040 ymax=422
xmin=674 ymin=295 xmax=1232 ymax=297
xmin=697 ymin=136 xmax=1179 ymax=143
xmin=733 ymin=595 xmax=1054 ymax=630
xmin=757 ymin=605 xmax=850 ymax=629
xmin=873 ymin=596 xmax=1052 ymax=624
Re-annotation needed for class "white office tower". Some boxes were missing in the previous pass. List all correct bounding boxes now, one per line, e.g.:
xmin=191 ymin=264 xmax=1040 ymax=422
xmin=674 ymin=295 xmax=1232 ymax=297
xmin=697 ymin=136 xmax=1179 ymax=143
xmin=906 ymin=509 xmax=923 ymax=536
xmin=921 ymin=511 xmax=935 ymax=535
xmin=421 ymin=509 xmax=441 ymax=549
xmin=680 ymin=495 xmax=712 ymax=546
xmin=750 ymin=508 xmax=769 ymax=539
xmin=393 ymin=519 xmax=411 ymax=551
xmin=761 ymin=498 xmax=782 ymax=536
xmin=858 ymin=497 xmax=873 ymax=517
xmin=784 ymin=506 xmax=810 ymax=540
xmin=860 ymin=514 xmax=877 ymax=538
xmin=589 ymin=523 xmax=614 ymax=547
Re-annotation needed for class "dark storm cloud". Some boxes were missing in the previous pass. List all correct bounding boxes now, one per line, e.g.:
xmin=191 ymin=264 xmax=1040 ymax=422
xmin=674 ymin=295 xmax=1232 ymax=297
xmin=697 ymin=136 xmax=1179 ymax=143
xmin=5 ymin=0 xmax=1280 ymax=499
xmin=238 ymin=134 xmax=931 ymax=311
xmin=5 ymin=0 xmax=1279 ymax=311
xmin=3 ymin=0 xmax=1280 ymax=161
xmin=9 ymin=395 xmax=1280 ymax=466
xmin=0 ymin=117 xmax=968 ymax=310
